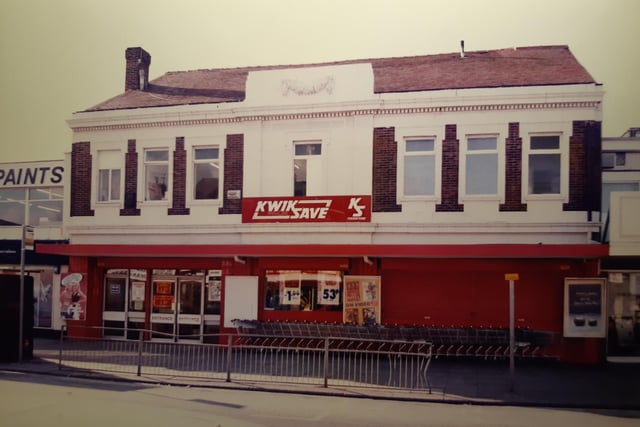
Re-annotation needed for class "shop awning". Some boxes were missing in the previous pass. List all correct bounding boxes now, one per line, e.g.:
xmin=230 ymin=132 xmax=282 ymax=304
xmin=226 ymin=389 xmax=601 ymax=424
xmin=36 ymin=243 xmax=609 ymax=259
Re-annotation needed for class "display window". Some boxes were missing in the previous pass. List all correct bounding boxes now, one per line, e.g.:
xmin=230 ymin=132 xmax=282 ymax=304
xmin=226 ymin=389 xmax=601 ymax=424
xmin=264 ymin=270 xmax=342 ymax=312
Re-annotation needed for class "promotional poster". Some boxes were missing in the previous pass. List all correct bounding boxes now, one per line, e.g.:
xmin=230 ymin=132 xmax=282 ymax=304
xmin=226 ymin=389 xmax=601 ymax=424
xmin=60 ymin=272 xmax=87 ymax=321
xmin=343 ymin=276 xmax=381 ymax=326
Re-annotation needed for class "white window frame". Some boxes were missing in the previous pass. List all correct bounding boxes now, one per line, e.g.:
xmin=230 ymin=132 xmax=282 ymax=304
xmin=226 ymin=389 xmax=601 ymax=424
xmin=460 ymin=135 xmax=501 ymax=199
xmin=399 ymin=136 xmax=440 ymax=200
xmin=192 ymin=146 xmax=221 ymax=202
xmin=143 ymin=147 xmax=170 ymax=202
xmin=293 ymin=140 xmax=324 ymax=196
xmin=96 ymin=150 xmax=122 ymax=204
xmin=525 ymin=133 xmax=564 ymax=198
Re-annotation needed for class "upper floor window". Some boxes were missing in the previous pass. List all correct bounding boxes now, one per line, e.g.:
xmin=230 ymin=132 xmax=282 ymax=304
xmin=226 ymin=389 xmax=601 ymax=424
xmin=464 ymin=136 xmax=498 ymax=195
xmin=193 ymin=147 xmax=220 ymax=200
xmin=293 ymin=142 xmax=322 ymax=196
xmin=403 ymin=138 xmax=436 ymax=196
xmin=528 ymin=135 xmax=561 ymax=195
xmin=97 ymin=150 xmax=121 ymax=202
xmin=144 ymin=149 xmax=169 ymax=201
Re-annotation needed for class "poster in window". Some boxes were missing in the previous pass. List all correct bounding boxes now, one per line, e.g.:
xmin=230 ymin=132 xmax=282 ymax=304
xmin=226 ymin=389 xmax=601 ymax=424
xmin=563 ymin=278 xmax=606 ymax=338
xmin=60 ymin=272 xmax=87 ymax=321
xmin=343 ymin=276 xmax=381 ymax=326
xmin=280 ymin=271 xmax=301 ymax=305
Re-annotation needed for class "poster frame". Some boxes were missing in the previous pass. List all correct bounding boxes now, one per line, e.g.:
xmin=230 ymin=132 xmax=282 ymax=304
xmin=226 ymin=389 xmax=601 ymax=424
xmin=563 ymin=277 xmax=606 ymax=338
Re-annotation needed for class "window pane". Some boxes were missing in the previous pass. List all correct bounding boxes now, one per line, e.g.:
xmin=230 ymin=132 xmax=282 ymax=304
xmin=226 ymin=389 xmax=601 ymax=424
xmin=29 ymin=188 xmax=52 ymax=200
xmin=98 ymin=169 xmax=110 ymax=202
xmin=0 ymin=189 xmax=26 ymax=225
xmin=406 ymin=139 xmax=434 ymax=152
xmin=194 ymin=163 xmax=219 ymax=199
xmin=531 ymin=136 xmax=559 ymax=150
xmin=466 ymin=153 xmax=498 ymax=194
xmin=146 ymin=165 xmax=168 ymax=200
xmin=195 ymin=148 xmax=219 ymax=160
xmin=265 ymin=270 xmax=342 ymax=312
xmin=529 ymin=154 xmax=561 ymax=194
xmin=145 ymin=150 xmax=169 ymax=162
xmin=110 ymin=169 xmax=121 ymax=200
xmin=294 ymin=159 xmax=307 ymax=196
xmin=104 ymin=278 xmax=126 ymax=311
xmin=29 ymin=200 xmax=63 ymax=225
xmin=295 ymin=143 xmax=321 ymax=156
xmin=468 ymin=137 xmax=497 ymax=151
xmin=404 ymin=155 xmax=435 ymax=195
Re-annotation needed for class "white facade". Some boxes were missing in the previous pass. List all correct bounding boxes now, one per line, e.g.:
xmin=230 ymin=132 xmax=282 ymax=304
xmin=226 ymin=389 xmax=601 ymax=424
xmin=64 ymin=56 xmax=603 ymax=248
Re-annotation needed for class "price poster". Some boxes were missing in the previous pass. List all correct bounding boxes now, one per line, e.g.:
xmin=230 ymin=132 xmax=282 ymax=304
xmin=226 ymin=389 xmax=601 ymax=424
xmin=343 ymin=276 xmax=381 ymax=326
xmin=317 ymin=271 xmax=342 ymax=305
xmin=280 ymin=271 xmax=301 ymax=305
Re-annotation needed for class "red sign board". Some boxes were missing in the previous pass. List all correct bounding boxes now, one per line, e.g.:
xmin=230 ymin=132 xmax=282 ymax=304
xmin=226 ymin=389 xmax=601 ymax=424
xmin=242 ymin=195 xmax=371 ymax=223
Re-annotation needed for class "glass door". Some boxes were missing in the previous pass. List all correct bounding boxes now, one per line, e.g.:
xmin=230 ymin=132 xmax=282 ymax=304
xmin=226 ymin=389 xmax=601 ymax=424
xmin=151 ymin=279 xmax=176 ymax=340
xmin=177 ymin=278 xmax=204 ymax=341
xmin=103 ymin=276 xmax=127 ymax=338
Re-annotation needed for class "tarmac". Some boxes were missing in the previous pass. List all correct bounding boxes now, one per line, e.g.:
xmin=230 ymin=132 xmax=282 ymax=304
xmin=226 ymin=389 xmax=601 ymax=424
xmin=1 ymin=340 xmax=639 ymax=410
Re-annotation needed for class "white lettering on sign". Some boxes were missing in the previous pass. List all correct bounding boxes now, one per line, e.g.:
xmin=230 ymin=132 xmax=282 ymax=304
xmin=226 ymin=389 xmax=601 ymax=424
xmin=0 ymin=162 xmax=64 ymax=188
xmin=348 ymin=197 xmax=366 ymax=218
xmin=253 ymin=199 xmax=332 ymax=221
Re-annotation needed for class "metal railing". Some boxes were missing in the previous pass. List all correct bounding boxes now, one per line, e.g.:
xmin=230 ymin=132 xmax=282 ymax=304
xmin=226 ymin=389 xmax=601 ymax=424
xmin=40 ymin=326 xmax=432 ymax=393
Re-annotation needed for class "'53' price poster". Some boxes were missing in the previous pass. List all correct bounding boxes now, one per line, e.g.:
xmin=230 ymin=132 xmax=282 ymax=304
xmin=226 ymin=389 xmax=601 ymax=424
xmin=343 ymin=276 xmax=381 ymax=326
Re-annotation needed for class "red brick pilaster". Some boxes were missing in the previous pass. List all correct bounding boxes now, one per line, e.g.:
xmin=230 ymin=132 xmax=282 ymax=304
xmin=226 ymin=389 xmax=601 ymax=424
xmin=436 ymin=124 xmax=464 ymax=212
xmin=500 ymin=122 xmax=527 ymax=212
xmin=563 ymin=121 xmax=587 ymax=211
xmin=119 ymin=139 xmax=141 ymax=216
xmin=168 ymin=137 xmax=190 ymax=215
xmin=372 ymin=127 xmax=401 ymax=212
xmin=70 ymin=141 xmax=94 ymax=217
xmin=219 ymin=134 xmax=244 ymax=215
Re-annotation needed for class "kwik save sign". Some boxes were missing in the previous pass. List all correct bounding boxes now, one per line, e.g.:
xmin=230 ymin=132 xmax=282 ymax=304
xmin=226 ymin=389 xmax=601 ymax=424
xmin=242 ymin=195 xmax=371 ymax=223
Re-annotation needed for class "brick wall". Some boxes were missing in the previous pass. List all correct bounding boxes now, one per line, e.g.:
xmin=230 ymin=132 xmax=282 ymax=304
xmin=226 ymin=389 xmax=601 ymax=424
xmin=70 ymin=142 xmax=94 ymax=217
xmin=119 ymin=139 xmax=141 ymax=216
xmin=219 ymin=134 xmax=244 ymax=215
xmin=500 ymin=122 xmax=527 ymax=212
xmin=563 ymin=120 xmax=602 ymax=213
xmin=168 ymin=137 xmax=190 ymax=215
xmin=372 ymin=127 xmax=401 ymax=212
xmin=436 ymin=124 xmax=464 ymax=212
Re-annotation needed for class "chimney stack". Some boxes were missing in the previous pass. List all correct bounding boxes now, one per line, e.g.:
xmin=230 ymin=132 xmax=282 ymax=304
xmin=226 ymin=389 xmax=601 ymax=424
xmin=125 ymin=47 xmax=151 ymax=91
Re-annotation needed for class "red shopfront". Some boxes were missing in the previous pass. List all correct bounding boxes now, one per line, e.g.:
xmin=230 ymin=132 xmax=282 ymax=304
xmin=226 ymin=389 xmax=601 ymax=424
xmin=38 ymin=242 xmax=607 ymax=363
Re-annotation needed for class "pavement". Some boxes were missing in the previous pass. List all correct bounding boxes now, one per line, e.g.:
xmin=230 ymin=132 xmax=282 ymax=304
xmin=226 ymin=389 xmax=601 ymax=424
xmin=2 ymin=340 xmax=639 ymax=410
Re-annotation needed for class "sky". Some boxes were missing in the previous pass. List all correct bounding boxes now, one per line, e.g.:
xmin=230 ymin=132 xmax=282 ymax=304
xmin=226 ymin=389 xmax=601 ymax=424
xmin=1 ymin=0 xmax=639 ymax=163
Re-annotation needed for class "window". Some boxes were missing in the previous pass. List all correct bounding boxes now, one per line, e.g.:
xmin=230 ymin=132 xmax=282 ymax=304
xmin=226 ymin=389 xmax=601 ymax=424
xmin=144 ymin=149 xmax=169 ymax=201
xmin=465 ymin=137 xmax=498 ymax=195
xmin=97 ymin=150 xmax=121 ymax=202
xmin=193 ymin=147 xmax=220 ymax=200
xmin=528 ymin=135 xmax=561 ymax=194
xmin=0 ymin=187 xmax=63 ymax=226
xmin=265 ymin=270 xmax=342 ymax=312
xmin=293 ymin=142 xmax=322 ymax=196
xmin=403 ymin=138 xmax=436 ymax=196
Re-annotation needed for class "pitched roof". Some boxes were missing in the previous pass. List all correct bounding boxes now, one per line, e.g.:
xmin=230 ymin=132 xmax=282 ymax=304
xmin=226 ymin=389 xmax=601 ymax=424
xmin=86 ymin=45 xmax=596 ymax=112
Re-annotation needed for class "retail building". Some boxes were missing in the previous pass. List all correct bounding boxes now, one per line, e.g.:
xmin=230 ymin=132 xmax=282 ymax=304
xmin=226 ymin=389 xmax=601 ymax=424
xmin=601 ymin=128 xmax=640 ymax=360
xmin=38 ymin=45 xmax=607 ymax=362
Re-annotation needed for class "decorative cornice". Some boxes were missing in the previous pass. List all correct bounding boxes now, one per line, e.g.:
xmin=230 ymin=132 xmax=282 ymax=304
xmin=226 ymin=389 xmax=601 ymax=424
xmin=71 ymin=101 xmax=600 ymax=133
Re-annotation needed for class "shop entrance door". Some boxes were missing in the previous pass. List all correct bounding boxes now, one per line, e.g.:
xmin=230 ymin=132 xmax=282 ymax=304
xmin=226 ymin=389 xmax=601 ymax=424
xmin=177 ymin=278 xmax=203 ymax=341
xmin=150 ymin=279 xmax=176 ymax=340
